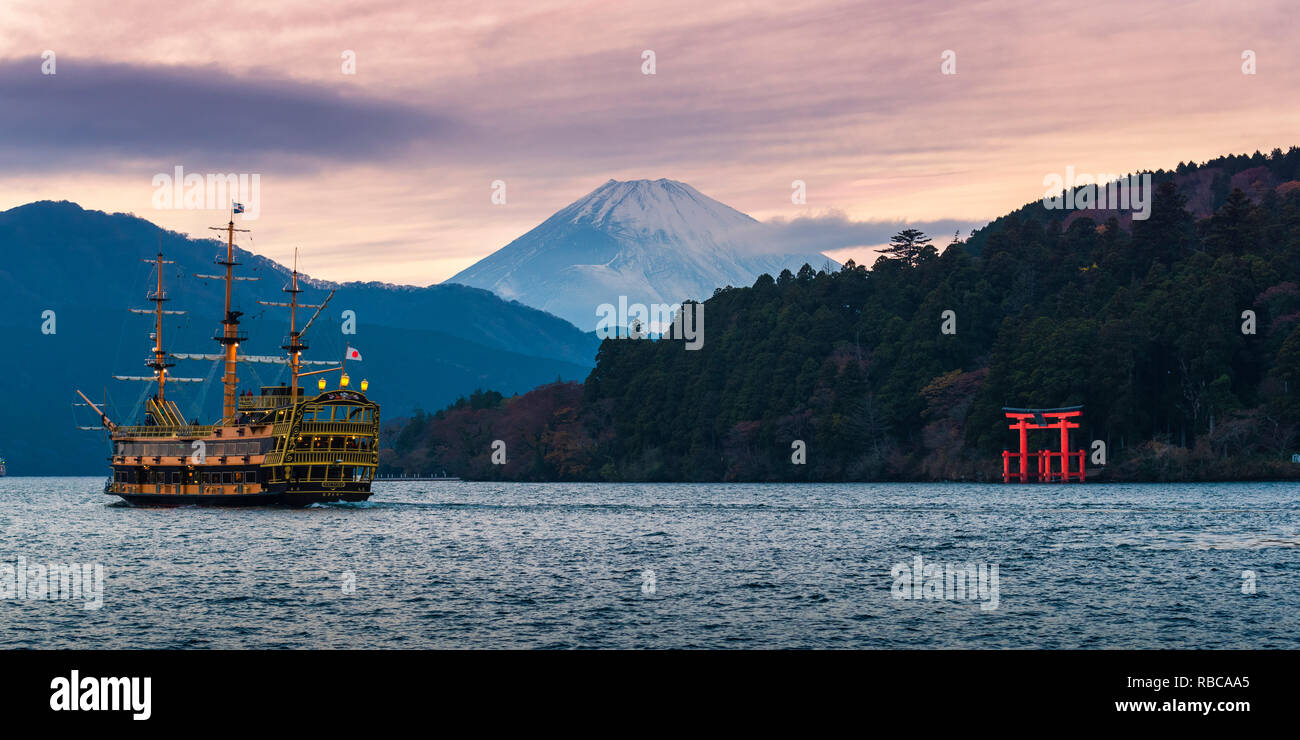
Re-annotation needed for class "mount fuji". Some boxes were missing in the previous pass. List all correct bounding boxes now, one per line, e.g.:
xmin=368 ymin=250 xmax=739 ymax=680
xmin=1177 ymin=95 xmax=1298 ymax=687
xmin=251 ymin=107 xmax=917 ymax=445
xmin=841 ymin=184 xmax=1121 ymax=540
xmin=446 ymin=179 xmax=836 ymax=330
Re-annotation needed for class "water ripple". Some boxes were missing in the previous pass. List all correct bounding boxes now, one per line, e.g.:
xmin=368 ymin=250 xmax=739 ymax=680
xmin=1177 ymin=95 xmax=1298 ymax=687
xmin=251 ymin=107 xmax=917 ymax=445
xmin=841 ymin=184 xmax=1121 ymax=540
xmin=0 ymin=478 xmax=1296 ymax=648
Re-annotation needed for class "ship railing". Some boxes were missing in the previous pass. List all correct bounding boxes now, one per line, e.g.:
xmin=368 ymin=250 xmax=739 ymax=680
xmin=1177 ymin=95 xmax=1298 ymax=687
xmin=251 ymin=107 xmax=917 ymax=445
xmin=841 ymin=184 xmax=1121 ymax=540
xmin=237 ymin=396 xmax=296 ymax=411
xmin=112 ymin=424 xmax=218 ymax=438
xmin=285 ymin=451 xmax=378 ymax=465
xmin=298 ymin=421 xmax=376 ymax=435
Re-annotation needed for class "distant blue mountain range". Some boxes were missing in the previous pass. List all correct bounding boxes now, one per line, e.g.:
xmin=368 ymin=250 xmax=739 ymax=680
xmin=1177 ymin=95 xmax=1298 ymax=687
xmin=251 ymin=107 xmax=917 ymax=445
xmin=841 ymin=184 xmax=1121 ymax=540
xmin=1 ymin=201 xmax=598 ymax=475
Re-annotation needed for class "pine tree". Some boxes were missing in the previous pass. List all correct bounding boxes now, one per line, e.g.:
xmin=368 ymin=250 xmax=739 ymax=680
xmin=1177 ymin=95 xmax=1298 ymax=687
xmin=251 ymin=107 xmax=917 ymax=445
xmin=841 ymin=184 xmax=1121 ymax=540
xmin=881 ymin=228 xmax=933 ymax=266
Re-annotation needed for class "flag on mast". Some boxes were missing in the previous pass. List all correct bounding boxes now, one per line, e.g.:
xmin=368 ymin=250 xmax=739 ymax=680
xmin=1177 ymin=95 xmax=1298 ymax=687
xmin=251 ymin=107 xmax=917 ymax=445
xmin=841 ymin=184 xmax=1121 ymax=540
xmin=345 ymin=346 xmax=362 ymax=361
xmin=232 ymin=201 xmax=245 ymax=214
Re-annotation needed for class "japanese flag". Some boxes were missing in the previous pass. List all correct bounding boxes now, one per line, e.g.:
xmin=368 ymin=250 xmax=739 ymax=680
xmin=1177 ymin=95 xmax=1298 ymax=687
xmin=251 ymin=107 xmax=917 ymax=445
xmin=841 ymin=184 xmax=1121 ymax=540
xmin=345 ymin=346 xmax=362 ymax=361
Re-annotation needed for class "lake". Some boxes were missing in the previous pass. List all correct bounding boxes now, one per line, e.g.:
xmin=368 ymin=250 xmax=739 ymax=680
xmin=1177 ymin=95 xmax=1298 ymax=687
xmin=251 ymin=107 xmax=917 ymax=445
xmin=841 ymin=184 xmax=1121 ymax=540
xmin=0 ymin=478 xmax=1296 ymax=648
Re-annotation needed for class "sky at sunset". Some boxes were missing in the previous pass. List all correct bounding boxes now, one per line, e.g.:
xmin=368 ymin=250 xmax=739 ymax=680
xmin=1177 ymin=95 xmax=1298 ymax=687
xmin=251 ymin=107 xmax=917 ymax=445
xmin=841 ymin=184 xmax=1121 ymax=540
xmin=1 ymin=0 xmax=1297 ymax=285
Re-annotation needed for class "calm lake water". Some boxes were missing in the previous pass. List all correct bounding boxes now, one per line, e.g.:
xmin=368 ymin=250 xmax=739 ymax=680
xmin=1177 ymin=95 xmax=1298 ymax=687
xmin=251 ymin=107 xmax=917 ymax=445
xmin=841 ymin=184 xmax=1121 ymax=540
xmin=0 ymin=477 xmax=1297 ymax=649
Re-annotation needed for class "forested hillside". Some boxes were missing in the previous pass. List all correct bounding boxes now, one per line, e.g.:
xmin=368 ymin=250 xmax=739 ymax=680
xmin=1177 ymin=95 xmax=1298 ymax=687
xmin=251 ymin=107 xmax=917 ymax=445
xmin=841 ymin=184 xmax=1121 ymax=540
xmin=0 ymin=201 xmax=597 ymax=474
xmin=383 ymin=149 xmax=1300 ymax=481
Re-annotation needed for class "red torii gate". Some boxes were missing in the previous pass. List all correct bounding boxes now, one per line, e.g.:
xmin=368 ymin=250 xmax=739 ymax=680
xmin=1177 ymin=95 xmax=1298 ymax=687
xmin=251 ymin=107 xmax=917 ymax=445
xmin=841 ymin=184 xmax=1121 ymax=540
xmin=1001 ymin=406 xmax=1085 ymax=483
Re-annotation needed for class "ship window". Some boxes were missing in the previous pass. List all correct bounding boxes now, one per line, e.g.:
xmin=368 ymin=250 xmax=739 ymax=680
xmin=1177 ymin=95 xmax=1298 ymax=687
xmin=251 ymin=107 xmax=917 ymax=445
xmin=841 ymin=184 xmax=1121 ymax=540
xmin=223 ymin=472 xmax=233 ymax=484
xmin=247 ymin=471 xmax=257 ymax=483
xmin=171 ymin=472 xmax=180 ymax=484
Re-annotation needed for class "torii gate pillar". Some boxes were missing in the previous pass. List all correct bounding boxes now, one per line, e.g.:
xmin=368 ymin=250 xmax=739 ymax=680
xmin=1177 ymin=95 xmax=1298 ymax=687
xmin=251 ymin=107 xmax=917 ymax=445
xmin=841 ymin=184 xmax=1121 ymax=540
xmin=1000 ymin=407 xmax=1084 ymax=483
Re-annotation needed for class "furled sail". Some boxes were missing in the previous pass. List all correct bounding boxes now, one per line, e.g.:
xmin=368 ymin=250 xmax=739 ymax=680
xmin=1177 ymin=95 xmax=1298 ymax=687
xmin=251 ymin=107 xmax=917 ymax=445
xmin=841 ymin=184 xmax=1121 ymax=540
xmin=256 ymin=301 xmax=323 ymax=309
xmin=171 ymin=352 xmax=339 ymax=366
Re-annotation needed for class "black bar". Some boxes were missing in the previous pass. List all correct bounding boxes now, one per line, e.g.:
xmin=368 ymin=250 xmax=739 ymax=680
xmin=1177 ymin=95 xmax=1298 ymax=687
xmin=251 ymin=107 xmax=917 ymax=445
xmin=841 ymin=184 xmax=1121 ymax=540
xmin=0 ymin=650 xmax=1286 ymax=728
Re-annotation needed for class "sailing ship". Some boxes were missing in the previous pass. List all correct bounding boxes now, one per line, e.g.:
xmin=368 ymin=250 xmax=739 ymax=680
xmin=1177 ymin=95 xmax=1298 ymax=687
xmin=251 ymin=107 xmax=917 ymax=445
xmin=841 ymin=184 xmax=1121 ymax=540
xmin=76 ymin=214 xmax=380 ymax=506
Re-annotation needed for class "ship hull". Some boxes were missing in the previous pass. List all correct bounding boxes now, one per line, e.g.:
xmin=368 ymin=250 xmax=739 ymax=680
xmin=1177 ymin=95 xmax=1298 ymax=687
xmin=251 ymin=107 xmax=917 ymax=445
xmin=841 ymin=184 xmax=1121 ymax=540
xmin=111 ymin=487 xmax=371 ymax=507
xmin=114 ymin=491 xmax=287 ymax=507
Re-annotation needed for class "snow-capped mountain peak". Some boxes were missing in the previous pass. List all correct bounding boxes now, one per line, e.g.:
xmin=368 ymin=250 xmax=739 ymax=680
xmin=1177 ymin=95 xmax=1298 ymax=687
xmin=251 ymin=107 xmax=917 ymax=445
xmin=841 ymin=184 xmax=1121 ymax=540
xmin=446 ymin=179 xmax=834 ymax=330
xmin=555 ymin=179 xmax=758 ymax=240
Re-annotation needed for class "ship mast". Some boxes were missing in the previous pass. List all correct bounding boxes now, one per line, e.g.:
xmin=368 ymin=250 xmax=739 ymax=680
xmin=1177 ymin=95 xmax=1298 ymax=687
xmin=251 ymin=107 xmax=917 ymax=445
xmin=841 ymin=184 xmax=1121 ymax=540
xmin=109 ymin=236 xmax=193 ymax=417
xmin=258 ymin=248 xmax=333 ymax=399
xmin=208 ymin=213 xmax=250 ymax=421
xmin=145 ymin=251 xmax=176 ymax=402
xmin=285 ymin=249 xmax=304 ymax=398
